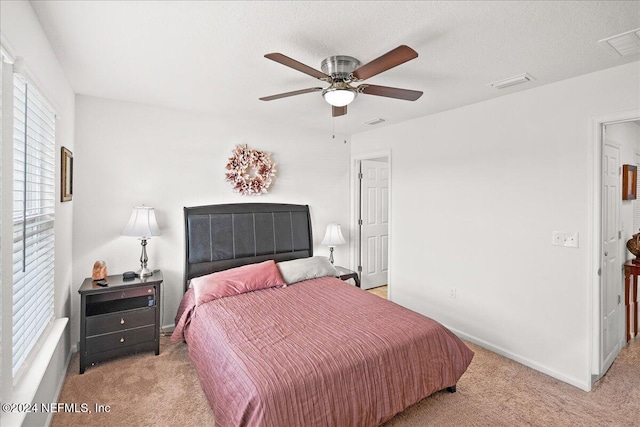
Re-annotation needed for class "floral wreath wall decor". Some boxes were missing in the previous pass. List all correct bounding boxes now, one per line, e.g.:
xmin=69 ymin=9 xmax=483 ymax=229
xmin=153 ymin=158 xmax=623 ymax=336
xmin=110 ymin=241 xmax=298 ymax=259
xmin=225 ymin=144 xmax=277 ymax=195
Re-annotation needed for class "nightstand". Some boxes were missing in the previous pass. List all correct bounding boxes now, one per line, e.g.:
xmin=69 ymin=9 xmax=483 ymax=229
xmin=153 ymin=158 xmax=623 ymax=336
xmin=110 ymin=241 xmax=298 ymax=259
xmin=78 ymin=271 xmax=162 ymax=374
xmin=335 ymin=266 xmax=361 ymax=288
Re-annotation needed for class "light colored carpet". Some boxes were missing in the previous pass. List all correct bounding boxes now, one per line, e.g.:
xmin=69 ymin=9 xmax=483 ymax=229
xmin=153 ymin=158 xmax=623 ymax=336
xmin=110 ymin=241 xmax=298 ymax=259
xmin=384 ymin=338 xmax=640 ymax=426
xmin=51 ymin=336 xmax=640 ymax=427
xmin=52 ymin=337 xmax=212 ymax=427
xmin=367 ymin=285 xmax=388 ymax=299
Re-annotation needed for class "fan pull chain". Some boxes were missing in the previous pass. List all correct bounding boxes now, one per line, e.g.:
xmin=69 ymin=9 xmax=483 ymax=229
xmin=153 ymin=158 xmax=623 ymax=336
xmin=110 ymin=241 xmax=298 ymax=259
xmin=330 ymin=117 xmax=347 ymax=143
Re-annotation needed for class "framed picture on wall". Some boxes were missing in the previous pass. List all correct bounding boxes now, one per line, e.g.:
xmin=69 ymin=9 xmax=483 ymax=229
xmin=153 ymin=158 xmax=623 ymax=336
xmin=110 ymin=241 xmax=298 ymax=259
xmin=623 ymin=164 xmax=637 ymax=200
xmin=61 ymin=146 xmax=73 ymax=202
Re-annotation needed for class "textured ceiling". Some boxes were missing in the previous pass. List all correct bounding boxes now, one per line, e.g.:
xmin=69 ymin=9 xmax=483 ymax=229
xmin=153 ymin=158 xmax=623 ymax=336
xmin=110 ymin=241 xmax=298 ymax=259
xmin=30 ymin=1 xmax=640 ymax=135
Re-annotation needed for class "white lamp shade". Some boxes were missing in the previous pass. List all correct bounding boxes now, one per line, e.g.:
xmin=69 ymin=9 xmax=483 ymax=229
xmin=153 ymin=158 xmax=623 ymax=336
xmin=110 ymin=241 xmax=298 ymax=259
xmin=122 ymin=206 xmax=161 ymax=238
xmin=321 ymin=223 xmax=346 ymax=247
xmin=323 ymin=89 xmax=356 ymax=107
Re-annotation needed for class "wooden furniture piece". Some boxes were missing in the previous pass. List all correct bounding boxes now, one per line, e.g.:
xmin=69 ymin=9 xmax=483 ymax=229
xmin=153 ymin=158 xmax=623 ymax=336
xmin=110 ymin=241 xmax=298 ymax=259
xmin=623 ymin=261 xmax=639 ymax=343
xmin=335 ymin=265 xmax=361 ymax=288
xmin=78 ymin=271 xmax=162 ymax=374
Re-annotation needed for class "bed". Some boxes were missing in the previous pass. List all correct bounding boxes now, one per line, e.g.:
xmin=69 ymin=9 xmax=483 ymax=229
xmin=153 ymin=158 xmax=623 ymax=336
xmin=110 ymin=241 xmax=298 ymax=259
xmin=172 ymin=203 xmax=473 ymax=426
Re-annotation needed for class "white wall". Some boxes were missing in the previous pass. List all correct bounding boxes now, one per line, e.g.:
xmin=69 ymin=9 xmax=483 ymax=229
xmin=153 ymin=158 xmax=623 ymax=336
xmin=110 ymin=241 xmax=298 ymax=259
xmin=0 ymin=0 xmax=75 ymax=423
xmin=351 ymin=61 xmax=640 ymax=390
xmin=72 ymin=95 xmax=350 ymax=344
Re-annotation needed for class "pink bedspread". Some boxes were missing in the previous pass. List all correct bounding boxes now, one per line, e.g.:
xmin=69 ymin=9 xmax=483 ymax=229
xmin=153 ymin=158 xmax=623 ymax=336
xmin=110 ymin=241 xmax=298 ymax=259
xmin=172 ymin=276 xmax=473 ymax=427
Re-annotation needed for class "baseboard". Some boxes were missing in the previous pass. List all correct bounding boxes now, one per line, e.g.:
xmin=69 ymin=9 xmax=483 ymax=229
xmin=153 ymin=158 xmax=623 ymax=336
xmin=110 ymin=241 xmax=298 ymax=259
xmin=161 ymin=323 xmax=175 ymax=336
xmin=447 ymin=326 xmax=592 ymax=392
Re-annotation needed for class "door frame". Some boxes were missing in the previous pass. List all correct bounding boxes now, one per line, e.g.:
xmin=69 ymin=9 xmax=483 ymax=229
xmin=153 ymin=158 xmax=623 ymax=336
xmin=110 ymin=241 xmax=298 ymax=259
xmin=350 ymin=150 xmax=392 ymax=297
xmin=589 ymin=109 xmax=640 ymax=383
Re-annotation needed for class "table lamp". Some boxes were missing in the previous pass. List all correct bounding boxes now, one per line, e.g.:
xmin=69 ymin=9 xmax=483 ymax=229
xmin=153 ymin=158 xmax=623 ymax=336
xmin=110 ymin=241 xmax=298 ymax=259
xmin=122 ymin=206 xmax=161 ymax=277
xmin=321 ymin=223 xmax=346 ymax=264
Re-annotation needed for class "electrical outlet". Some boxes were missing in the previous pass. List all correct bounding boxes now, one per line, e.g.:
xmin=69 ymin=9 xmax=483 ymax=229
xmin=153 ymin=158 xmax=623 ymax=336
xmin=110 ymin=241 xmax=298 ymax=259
xmin=449 ymin=288 xmax=457 ymax=299
xmin=565 ymin=233 xmax=578 ymax=248
xmin=552 ymin=231 xmax=579 ymax=248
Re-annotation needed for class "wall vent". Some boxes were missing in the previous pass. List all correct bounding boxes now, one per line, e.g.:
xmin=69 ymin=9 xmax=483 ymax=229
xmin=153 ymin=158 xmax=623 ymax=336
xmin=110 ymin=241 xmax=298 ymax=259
xmin=599 ymin=28 xmax=640 ymax=57
xmin=364 ymin=118 xmax=386 ymax=125
xmin=488 ymin=73 xmax=534 ymax=89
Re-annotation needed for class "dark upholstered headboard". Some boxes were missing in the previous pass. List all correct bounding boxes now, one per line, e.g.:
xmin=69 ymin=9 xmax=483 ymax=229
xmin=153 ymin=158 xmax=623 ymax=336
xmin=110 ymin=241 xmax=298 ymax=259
xmin=183 ymin=203 xmax=313 ymax=292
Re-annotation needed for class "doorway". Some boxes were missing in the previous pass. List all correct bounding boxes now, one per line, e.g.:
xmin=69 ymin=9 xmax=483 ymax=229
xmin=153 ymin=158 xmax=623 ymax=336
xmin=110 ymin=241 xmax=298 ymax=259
xmin=591 ymin=111 xmax=640 ymax=384
xmin=351 ymin=151 xmax=391 ymax=292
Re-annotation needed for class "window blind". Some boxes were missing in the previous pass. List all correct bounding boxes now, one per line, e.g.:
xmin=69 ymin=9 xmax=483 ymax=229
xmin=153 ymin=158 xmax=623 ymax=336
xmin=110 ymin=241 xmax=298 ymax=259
xmin=12 ymin=73 xmax=55 ymax=377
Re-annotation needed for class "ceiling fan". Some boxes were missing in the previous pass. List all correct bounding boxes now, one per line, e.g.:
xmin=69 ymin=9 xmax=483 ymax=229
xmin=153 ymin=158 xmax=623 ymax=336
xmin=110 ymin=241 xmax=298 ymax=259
xmin=259 ymin=45 xmax=423 ymax=117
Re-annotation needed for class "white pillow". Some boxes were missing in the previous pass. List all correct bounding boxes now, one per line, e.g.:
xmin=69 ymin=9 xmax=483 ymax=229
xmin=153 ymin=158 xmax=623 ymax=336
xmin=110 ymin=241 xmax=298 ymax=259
xmin=277 ymin=256 xmax=338 ymax=284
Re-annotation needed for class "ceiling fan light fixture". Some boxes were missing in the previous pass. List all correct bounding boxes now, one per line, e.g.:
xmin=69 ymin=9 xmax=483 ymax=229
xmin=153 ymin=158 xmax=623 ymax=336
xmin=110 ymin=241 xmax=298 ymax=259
xmin=323 ymin=88 xmax=356 ymax=107
xmin=261 ymin=46 xmax=422 ymax=116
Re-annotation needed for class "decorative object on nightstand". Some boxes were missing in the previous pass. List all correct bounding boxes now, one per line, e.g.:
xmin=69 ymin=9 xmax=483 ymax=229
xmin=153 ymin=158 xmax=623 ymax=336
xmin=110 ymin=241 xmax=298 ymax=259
xmin=122 ymin=206 xmax=161 ymax=277
xmin=321 ymin=223 xmax=346 ymax=264
xmin=627 ymin=230 xmax=640 ymax=264
xmin=92 ymin=260 xmax=108 ymax=281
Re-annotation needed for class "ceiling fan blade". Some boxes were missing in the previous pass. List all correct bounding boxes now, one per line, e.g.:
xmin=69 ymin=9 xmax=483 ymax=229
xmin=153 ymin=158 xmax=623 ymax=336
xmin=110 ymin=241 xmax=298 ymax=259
xmin=264 ymin=53 xmax=329 ymax=80
xmin=352 ymin=45 xmax=418 ymax=81
xmin=259 ymin=87 xmax=323 ymax=101
xmin=332 ymin=105 xmax=347 ymax=117
xmin=358 ymin=84 xmax=423 ymax=101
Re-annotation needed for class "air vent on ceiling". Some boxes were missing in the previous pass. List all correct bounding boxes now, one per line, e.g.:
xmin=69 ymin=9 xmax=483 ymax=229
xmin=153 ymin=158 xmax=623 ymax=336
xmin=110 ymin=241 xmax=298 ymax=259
xmin=364 ymin=118 xmax=386 ymax=125
xmin=488 ymin=73 xmax=534 ymax=89
xmin=599 ymin=28 xmax=640 ymax=57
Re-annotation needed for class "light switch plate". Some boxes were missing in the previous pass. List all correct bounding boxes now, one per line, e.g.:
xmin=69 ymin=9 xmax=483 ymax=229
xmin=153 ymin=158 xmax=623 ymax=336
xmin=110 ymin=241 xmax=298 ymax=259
xmin=553 ymin=231 xmax=579 ymax=248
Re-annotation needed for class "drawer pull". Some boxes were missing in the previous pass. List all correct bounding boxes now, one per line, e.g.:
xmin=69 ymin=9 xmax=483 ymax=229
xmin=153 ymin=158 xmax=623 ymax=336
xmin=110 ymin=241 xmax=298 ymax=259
xmin=120 ymin=337 xmax=125 ymax=343
xmin=120 ymin=318 xmax=125 ymax=325
xmin=148 ymin=289 xmax=152 ymax=293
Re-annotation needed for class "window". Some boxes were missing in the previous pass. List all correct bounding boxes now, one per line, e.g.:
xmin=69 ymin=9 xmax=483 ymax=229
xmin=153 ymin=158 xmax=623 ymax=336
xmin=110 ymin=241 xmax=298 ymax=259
xmin=11 ymin=73 xmax=56 ymax=378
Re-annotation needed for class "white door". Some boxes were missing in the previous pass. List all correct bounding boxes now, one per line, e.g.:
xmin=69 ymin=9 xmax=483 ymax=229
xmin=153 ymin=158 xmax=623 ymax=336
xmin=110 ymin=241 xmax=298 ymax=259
xmin=359 ymin=159 xmax=389 ymax=290
xmin=601 ymin=138 xmax=623 ymax=373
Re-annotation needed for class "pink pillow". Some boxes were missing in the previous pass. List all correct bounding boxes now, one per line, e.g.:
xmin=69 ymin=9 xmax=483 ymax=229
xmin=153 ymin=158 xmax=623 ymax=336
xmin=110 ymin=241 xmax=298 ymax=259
xmin=191 ymin=260 xmax=286 ymax=306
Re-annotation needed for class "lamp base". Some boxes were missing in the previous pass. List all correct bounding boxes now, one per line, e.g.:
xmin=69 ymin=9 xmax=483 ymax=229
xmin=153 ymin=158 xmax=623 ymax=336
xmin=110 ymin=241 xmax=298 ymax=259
xmin=136 ymin=267 xmax=154 ymax=278
xmin=136 ymin=238 xmax=153 ymax=278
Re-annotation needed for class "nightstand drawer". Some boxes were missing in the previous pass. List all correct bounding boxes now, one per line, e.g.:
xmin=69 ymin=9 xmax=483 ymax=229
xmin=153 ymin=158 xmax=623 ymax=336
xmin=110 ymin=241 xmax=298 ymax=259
xmin=86 ymin=325 xmax=156 ymax=354
xmin=86 ymin=287 xmax=156 ymax=316
xmin=87 ymin=286 xmax=156 ymax=303
xmin=86 ymin=307 xmax=156 ymax=336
